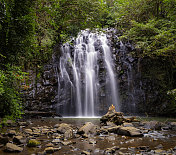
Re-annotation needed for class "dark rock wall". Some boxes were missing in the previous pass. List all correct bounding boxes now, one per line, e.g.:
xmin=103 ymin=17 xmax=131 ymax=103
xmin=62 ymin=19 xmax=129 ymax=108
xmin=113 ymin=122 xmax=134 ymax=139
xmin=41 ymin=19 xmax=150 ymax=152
xmin=23 ymin=30 xmax=175 ymax=116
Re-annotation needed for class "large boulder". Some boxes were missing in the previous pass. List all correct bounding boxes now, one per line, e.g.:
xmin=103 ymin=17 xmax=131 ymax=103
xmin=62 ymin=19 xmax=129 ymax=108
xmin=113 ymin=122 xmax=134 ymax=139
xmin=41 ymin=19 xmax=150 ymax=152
xmin=100 ymin=105 xmax=139 ymax=125
xmin=4 ymin=143 xmax=23 ymax=152
xmin=78 ymin=122 xmax=99 ymax=135
xmin=57 ymin=123 xmax=72 ymax=134
xmin=117 ymin=127 xmax=143 ymax=137
xmin=143 ymin=121 xmax=163 ymax=130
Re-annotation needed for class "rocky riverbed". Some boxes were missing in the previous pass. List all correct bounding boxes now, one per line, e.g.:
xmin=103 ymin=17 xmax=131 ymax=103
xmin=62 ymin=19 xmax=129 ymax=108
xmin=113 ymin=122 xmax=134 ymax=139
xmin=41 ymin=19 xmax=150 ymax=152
xmin=0 ymin=112 xmax=176 ymax=155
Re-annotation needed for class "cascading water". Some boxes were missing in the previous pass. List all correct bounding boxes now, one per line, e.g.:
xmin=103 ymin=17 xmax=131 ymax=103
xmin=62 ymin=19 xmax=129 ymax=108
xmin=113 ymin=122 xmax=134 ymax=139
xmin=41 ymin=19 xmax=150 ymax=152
xmin=57 ymin=30 xmax=120 ymax=117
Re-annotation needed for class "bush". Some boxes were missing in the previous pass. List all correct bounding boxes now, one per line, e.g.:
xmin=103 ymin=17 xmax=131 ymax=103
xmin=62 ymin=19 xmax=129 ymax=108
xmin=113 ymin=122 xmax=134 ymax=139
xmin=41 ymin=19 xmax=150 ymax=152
xmin=0 ymin=65 xmax=27 ymax=120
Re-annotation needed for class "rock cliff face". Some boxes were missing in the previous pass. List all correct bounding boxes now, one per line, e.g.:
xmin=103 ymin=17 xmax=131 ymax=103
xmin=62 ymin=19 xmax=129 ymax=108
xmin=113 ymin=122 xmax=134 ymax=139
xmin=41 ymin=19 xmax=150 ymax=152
xmin=23 ymin=29 xmax=175 ymax=116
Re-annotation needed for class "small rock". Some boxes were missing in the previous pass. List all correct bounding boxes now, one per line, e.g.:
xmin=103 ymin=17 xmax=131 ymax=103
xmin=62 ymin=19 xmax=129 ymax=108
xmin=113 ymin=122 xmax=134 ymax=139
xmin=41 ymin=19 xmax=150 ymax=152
xmin=173 ymin=146 xmax=176 ymax=151
xmin=24 ymin=129 xmax=33 ymax=134
xmin=106 ymin=136 xmax=115 ymax=141
xmin=104 ymin=146 xmax=119 ymax=154
xmin=6 ymin=120 xmax=16 ymax=127
xmin=154 ymin=149 xmax=164 ymax=153
xmin=82 ymin=134 xmax=89 ymax=138
xmin=18 ymin=122 xmax=28 ymax=126
xmin=123 ymin=123 xmax=134 ymax=127
xmin=0 ymin=144 xmax=4 ymax=148
xmin=51 ymin=139 xmax=61 ymax=144
xmin=4 ymin=143 xmax=23 ymax=152
xmin=155 ymin=144 xmax=163 ymax=149
xmin=45 ymin=143 xmax=54 ymax=147
xmin=170 ymin=122 xmax=176 ymax=130
xmin=13 ymin=136 xmax=26 ymax=144
xmin=0 ymin=136 xmax=9 ymax=144
xmin=137 ymin=146 xmax=150 ymax=151
xmin=8 ymin=130 xmax=16 ymax=137
xmin=81 ymin=150 xmax=91 ymax=155
xmin=89 ymin=139 xmax=97 ymax=144
xmin=61 ymin=141 xmax=72 ymax=146
xmin=44 ymin=147 xmax=61 ymax=154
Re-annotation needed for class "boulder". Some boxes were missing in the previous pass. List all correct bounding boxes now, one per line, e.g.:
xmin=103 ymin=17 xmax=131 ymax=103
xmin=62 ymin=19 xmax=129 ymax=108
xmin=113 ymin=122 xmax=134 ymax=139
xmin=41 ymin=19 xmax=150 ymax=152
xmin=100 ymin=105 xmax=139 ymax=125
xmin=117 ymin=127 xmax=143 ymax=137
xmin=57 ymin=123 xmax=72 ymax=134
xmin=143 ymin=121 xmax=163 ymax=130
xmin=4 ymin=143 xmax=23 ymax=152
xmin=78 ymin=122 xmax=99 ymax=135
xmin=64 ymin=129 xmax=74 ymax=140
xmin=0 ymin=136 xmax=9 ymax=144
xmin=13 ymin=136 xmax=26 ymax=144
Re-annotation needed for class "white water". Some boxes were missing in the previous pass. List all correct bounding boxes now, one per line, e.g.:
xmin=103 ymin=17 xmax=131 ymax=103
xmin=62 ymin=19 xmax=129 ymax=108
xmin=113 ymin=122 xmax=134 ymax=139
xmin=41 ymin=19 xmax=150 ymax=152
xmin=58 ymin=30 xmax=120 ymax=117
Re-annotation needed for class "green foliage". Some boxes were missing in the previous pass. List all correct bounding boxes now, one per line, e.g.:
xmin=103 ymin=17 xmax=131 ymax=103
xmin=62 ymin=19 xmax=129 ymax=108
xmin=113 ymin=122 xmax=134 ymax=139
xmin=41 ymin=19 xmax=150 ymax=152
xmin=0 ymin=65 xmax=27 ymax=119
xmin=122 ymin=19 xmax=176 ymax=57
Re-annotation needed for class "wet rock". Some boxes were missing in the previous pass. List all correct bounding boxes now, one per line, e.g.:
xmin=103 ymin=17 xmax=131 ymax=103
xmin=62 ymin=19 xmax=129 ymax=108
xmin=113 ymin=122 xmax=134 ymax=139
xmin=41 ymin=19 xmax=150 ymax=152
xmin=173 ymin=146 xmax=176 ymax=151
xmin=64 ymin=129 xmax=74 ymax=140
xmin=8 ymin=130 xmax=16 ymax=137
xmin=117 ymin=127 xmax=143 ymax=137
xmin=41 ymin=128 xmax=50 ymax=134
xmin=5 ymin=120 xmax=17 ymax=127
xmin=154 ymin=149 xmax=164 ymax=154
xmin=123 ymin=123 xmax=134 ymax=127
xmin=18 ymin=122 xmax=28 ymax=126
xmin=51 ymin=139 xmax=61 ymax=145
xmin=170 ymin=122 xmax=176 ymax=130
xmin=89 ymin=139 xmax=97 ymax=144
xmin=0 ymin=136 xmax=9 ymax=144
xmin=78 ymin=122 xmax=98 ymax=135
xmin=57 ymin=123 xmax=72 ymax=133
xmin=4 ymin=143 xmax=23 ymax=152
xmin=13 ymin=136 xmax=26 ymax=144
xmin=104 ymin=146 xmax=119 ymax=154
xmin=82 ymin=134 xmax=89 ymax=138
xmin=100 ymin=105 xmax=139 ymax=125
xmin=24 ymin=129 xmax=33 ymax=134
xmin=45 ymin=143 xmax=54 ymax=147
xmin=137 ymin=146 xmax=150 ymax=151
xmin=27 ymin=139 xmax=41 ymax=147
xmin=107 ymin=126 xmax=121 ymax=133
xmin=155 ymin=144 xmax=163 ymax=149
xmin=143 ymin=121 xmax=163 ymax=130
xmin=106 ymin=136 xmax=115 ymax=141
xmin=106 ymin=122 xmax=117 ymax=127
xmin=81 ymin=150 xmax=91 ymax=155
xmin=44 ymin=147 xmax=61 ymax=154
xmin=61 ymin=141 xmax=72 ymax=146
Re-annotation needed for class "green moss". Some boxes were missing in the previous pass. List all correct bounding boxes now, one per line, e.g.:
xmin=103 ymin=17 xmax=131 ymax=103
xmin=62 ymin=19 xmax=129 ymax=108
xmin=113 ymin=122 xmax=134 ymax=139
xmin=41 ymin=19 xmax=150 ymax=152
xmin=27 ymin=139 xmax=41 ymax=147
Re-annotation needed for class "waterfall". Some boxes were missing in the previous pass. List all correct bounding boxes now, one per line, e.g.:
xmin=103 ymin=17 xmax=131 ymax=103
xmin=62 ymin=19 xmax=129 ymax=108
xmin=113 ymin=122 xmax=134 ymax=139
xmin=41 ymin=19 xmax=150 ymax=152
xmin=58 ymin=30 xmax=120 ymax=117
